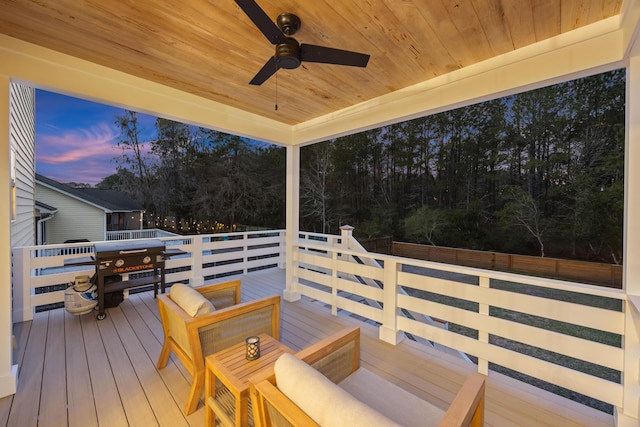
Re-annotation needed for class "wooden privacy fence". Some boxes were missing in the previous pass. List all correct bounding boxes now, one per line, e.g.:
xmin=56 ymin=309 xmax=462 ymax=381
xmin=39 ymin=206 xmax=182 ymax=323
xmin=361 ymin=238 xmax=622 ymax=288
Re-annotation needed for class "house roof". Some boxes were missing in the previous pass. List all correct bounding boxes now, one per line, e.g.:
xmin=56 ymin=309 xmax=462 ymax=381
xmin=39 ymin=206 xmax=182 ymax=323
xmin=35 ymin=201 xmax=57 ymax=214
xmin=35 ymin=174 xmax=144 ymax=212
xmin=0 ymin=1 xmax=636 ymax=146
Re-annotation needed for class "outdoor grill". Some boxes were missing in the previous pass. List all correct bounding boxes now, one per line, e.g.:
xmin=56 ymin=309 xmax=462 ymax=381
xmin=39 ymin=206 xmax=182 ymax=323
xmin=66 ymin=239 xmax=184 ymax=320
xmin=94 ymin=239 xmax=166 ymax=278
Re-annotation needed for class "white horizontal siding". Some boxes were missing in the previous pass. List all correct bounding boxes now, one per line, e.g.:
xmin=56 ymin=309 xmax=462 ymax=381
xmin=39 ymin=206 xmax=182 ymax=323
xmin=9 ymin=82 xmax=35 ymax=248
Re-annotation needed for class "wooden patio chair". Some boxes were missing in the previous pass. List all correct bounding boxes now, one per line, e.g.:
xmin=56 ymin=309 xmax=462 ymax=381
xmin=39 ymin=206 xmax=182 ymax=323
xmin=157 ymin=279 xmax=281 ymax=415
xmin=249 ymin=326 xmax=485 ymax=427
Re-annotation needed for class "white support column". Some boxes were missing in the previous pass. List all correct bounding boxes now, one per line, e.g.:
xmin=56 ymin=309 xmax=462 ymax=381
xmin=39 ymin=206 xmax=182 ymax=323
xmin=619 ymin=31 xmax=640 ymax=426
xmin=0 ymin=75 xmax=18 ymax=398
xmin=283 ymin=145 xmax=301 ymax=302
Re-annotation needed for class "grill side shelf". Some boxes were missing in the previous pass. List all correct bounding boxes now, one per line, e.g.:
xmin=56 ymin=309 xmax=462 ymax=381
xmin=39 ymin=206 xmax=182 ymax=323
xmin=63 ymin=256 xmax=96 ymax=267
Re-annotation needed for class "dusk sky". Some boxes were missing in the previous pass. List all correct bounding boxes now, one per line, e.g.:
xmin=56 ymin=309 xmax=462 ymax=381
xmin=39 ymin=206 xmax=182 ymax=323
xmin=35 ymin=90 xmax=157 ymax=186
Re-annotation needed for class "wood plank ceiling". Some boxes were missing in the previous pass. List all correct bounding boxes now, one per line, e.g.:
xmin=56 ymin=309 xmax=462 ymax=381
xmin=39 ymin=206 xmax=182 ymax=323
xmin=0 ymin=0 xmax=623 ymax=126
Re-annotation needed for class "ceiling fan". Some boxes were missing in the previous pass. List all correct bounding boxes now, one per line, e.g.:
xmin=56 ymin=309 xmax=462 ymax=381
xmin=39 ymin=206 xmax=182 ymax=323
xmin=235 ymin=0 xmax=371 ymax=85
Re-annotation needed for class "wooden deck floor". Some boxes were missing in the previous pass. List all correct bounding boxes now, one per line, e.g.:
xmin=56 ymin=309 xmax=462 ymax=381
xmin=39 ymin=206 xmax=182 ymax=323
xmin=1 ymin=268 xmax=614 ymax=427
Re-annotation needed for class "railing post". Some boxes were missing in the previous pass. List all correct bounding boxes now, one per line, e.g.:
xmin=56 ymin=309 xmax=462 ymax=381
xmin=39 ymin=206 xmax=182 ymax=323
xmin=11 ymin=247 xmax=33 ymax=322
xmin=379 ymin=258 xmax=403 ymax=345
xmin=331 ymin=250 xmax=338 ymax=316
xmin=478 ymin=276 xmax=490 ymax=375
xmin=340 ymin=225 xmax=354 ymax=249
xmin=278 ymin=230 xmax=286 ymax=269
xmin=243 ymin=232 xmax=249 ymax=275
xmin=13 ymin=248 xmax=33 ymax=323
xmin=190 ymin=236 xmax=204 ymax=288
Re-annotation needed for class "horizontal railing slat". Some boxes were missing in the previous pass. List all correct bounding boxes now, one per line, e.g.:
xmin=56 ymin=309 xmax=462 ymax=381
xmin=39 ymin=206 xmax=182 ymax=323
xmin=397 ymin=316 xmax=623 ymax=407
xmin=398 ymin=271 xmax=624 ymax=334
xmin=398 ymin=294 xmax=623 ymax=371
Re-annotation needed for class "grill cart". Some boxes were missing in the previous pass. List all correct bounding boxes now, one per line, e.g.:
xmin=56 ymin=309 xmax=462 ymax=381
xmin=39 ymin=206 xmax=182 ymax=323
xmin=65 ymin=239 xmax=185 ymax=320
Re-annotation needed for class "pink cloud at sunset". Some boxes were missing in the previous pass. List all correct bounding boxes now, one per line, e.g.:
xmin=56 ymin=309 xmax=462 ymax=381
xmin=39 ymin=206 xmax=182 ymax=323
xmin=36 ymin=90 xmax=157 ymax=186
xmin=37 ymin=123 xmax=118 ymax=164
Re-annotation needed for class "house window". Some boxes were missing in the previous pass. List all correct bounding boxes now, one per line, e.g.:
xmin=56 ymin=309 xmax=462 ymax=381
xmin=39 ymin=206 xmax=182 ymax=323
xmin=10 ymin=149 xmax=16 ymax=222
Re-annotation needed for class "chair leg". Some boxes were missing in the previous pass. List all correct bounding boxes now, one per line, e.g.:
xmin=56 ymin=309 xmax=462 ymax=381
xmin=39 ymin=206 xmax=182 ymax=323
xmin=157 ymin=341 xmax=171 ymax=369
xmin=184 ymin=370 xmax=204 ymax=415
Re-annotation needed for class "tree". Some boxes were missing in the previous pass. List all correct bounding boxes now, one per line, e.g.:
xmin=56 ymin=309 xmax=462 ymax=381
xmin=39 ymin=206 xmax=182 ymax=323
xmin=497 ymin=186 xmax=546 ymax=257
xmin=301 ymin=143 xmax=334 ymax=233
xmin=114 ymin=110 xmax=155 ymax=210
xmin=151 ymin=118 xmax=200 ymax=222
xmin=403 ymin=207 xmax=448 ymax=245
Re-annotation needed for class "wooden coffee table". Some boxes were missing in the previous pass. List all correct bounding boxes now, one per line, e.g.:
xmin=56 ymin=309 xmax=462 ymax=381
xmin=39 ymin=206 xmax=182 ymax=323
xmin=205 ymin=334 xmax=293 ymax=427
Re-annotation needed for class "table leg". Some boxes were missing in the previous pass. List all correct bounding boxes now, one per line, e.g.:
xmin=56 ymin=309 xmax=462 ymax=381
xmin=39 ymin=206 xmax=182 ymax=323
xmin=237 ymin=391 xmax=248 ymax=427
xmin=205 ymin=370 xmax=215 ymax=427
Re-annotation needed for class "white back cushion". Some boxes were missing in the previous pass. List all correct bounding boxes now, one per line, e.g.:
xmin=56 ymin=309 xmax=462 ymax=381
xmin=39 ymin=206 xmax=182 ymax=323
xmin=274 ymin=353 xmax=400 ymax=427
xmin=170 ymin=283 xmax=215 ymax=317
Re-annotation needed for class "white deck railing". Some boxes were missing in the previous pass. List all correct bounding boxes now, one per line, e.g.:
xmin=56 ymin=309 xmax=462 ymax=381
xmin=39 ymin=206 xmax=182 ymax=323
xmin=12 ymin=230 xmax=286 ymax=322
xmin=105 ymin=228 xmax=180 ymax=240
xmin=11 ymin=228 xmax=627 ymax=415
xmin=294 ymin=229 xmax=625 ymax=414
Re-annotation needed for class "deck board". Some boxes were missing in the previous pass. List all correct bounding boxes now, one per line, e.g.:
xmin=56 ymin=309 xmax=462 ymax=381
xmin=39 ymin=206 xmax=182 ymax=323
xmin=7 ymin=311 xmax=47 ymax=427
xmin=96 ymin=308 xmax=159 ymax=427
xmin=115 ymin=304 xmax=192 ymax=427
xmin=39 ymin=309 xmax=68 ymax=427
xmin=80 ymin=312 xmax=130 ymax=426
xmin=5 ymin=268 xmax=614 ymax=427
xmin=65 ymin=307 xmax=98 ymax=427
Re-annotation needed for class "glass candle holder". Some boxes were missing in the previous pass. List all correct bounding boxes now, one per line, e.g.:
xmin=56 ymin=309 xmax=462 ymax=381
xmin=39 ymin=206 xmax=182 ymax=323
xmin=245 ymin=336 xmax=260 ymax=360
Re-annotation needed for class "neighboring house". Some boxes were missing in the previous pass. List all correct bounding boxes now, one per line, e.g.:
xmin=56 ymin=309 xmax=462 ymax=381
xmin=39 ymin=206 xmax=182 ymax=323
xmin=35 ymin=173 xmax=144 ymax=244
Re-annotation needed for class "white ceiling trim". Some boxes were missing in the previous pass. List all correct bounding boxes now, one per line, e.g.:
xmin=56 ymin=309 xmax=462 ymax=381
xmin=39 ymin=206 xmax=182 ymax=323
xmin=292 ymin=16 xmax=628 ymax=146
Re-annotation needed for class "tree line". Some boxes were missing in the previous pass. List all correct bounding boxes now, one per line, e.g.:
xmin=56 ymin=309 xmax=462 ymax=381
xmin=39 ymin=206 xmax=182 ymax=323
xmin=98 ymin=113 xmax=286 ymax=234
xmin=100 ymin=69 xmax=625 ymax=263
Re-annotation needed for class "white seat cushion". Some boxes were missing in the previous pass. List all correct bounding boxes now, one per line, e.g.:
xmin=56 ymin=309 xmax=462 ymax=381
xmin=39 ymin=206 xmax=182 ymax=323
xmin=274 ymin=353 xmax=400 ymax=427
xmin=170 ymin=283 xmax=215 ymax=317
xmin=339 ymin=367 xmax=445 ymax=427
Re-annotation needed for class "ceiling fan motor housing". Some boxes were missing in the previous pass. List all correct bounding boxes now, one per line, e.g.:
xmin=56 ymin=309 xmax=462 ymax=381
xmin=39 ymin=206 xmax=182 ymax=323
xmin=277 ymin=13 xmax=301 ymax=35
xmin=276 ymin=38 xmax=301 ymax=69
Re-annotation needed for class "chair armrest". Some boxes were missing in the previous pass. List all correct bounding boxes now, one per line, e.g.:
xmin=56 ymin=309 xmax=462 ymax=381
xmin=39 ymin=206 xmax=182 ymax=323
xmin=250 ymin=378 xmax=321 ymax=427
xmin=295 ymin=326 xmax=360 ymax=384
xmin=438 ymin=373 xmax=485 ymax=427
xmin=248 ymin=326 xmax=360 ymax=388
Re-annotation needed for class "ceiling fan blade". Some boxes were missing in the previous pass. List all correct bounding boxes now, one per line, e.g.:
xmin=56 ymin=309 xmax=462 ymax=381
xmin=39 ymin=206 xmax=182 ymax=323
xmin=234 ymin=0 xmax=287 ymax=45
xmin=300 ymin=44 xmax=370 ymax=67
xmin=249 ymin=57 xmax=278 ymax=85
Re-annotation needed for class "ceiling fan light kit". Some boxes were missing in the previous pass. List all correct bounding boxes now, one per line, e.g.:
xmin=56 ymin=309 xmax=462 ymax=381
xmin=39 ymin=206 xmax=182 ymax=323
xmin=235 ymin=0 xmax=370 ymax=85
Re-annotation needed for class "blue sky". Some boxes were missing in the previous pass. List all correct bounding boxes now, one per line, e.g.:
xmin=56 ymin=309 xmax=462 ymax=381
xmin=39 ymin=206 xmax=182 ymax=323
xmin=36 ymin=90 xmax=157 ymax=185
